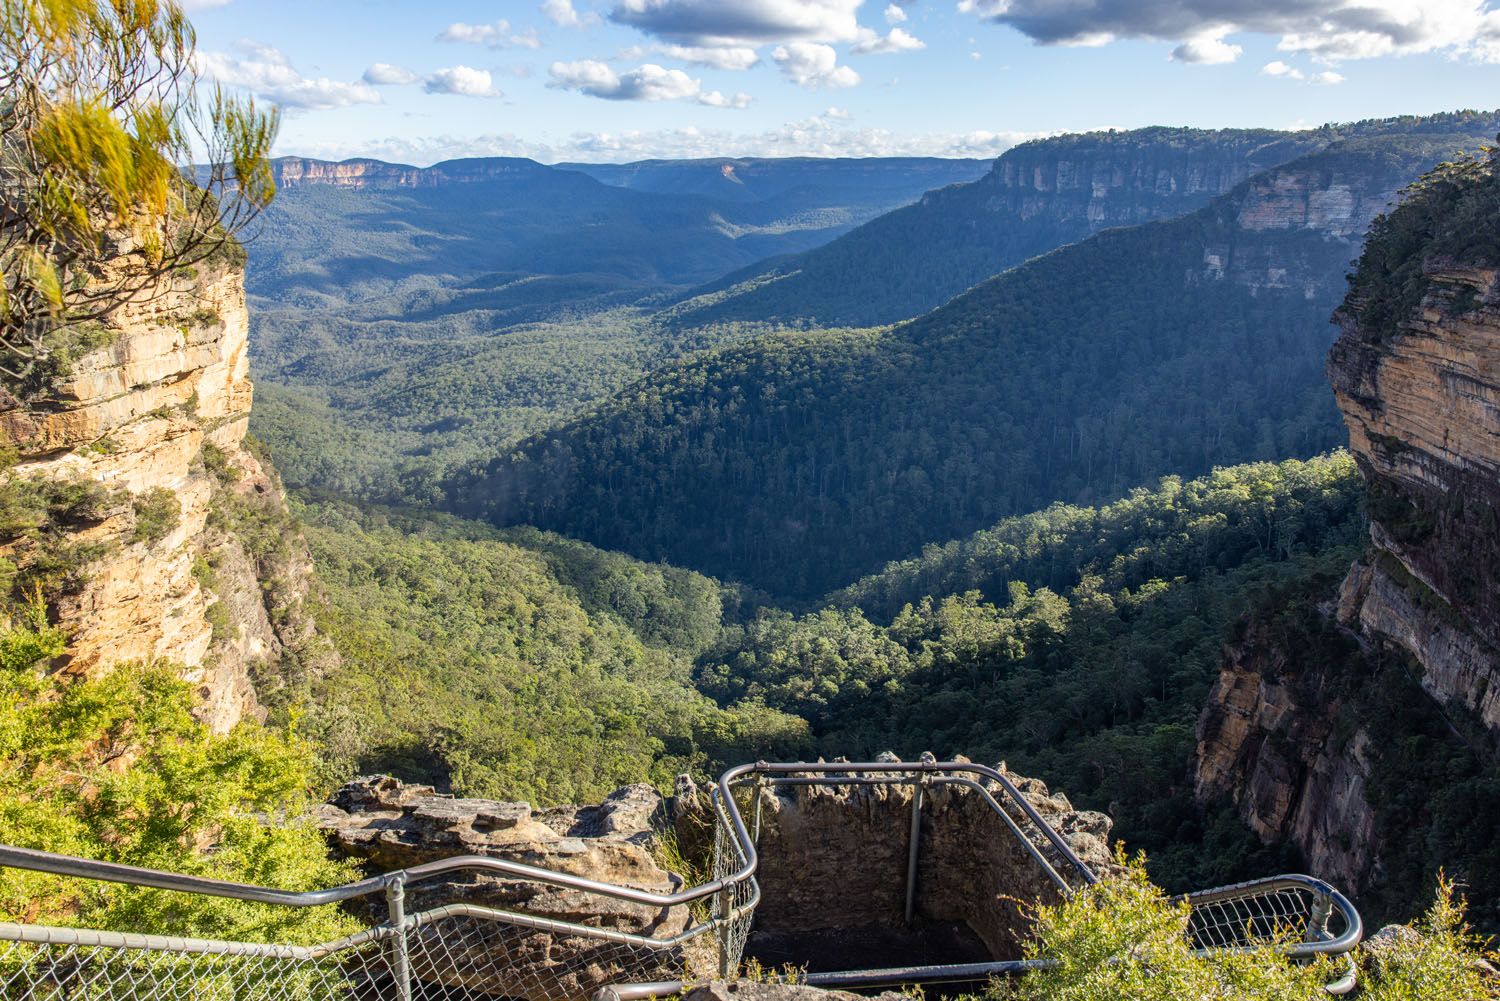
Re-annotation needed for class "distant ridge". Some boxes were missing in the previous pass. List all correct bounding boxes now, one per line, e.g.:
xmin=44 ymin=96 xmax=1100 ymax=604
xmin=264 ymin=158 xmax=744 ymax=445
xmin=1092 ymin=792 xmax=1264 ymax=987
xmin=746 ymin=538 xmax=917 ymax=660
xmin=667 ymin=110 xmax=1500 ymax=330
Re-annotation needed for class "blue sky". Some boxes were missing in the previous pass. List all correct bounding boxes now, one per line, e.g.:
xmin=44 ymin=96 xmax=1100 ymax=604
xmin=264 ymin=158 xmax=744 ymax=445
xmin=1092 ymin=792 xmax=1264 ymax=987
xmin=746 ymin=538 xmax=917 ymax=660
xmin=186 ymin=0 xmax=1500 ymax=163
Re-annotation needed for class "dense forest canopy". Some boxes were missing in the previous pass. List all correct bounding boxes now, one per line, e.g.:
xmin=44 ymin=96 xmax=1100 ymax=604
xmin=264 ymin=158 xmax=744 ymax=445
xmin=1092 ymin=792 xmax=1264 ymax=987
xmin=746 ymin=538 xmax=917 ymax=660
xmin=665 ymin=112 xmax=1500 ymax=332
xmin=447 ymin=134 xmax=1495 ymax=600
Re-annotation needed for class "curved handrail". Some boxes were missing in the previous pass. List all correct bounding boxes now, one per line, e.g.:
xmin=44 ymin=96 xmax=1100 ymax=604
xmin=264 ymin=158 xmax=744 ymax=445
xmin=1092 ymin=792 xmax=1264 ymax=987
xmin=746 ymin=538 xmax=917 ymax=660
xmin=719 ymin=759 xmax=1098 ymax=886
xmin=1179 ymin=873 xmax=1365 ymax=959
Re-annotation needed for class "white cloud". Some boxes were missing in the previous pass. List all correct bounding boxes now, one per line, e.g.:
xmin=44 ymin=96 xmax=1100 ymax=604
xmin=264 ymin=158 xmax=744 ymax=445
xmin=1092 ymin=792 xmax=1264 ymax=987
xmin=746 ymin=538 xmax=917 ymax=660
xmin=884 ymin=4 xmax=907 ymax=24
xmin=961 ymin=0 xmax=1500 ymax=65
xmin=1169 ymin=32 xmax=1242 ymax=63
xmin=542 ymin=0 xmax=600 ymax=28
xmin=772 ymin=42 xmax=861 ymax=87
xmin=699 ymin=89 xmax=755 ymax=107
xmin=548 ymin=59 xmax=751 ymax=105
xmin=658 ymin=44 xmax=762 ymax=68
xmin=196 ymin=41 xmax=381 ymax=111
xmin=437 ymin=20 xmax=542 ymax=49
xmin=851 ymin=26 xmax=926 ymax=53
xmin=825 ymin=106 xmax=852 ymax=118
xmin=286 ymin=115 xmax=1054 ymax=165
xmin=424 ymin=65 xmax=503 ymax=97
xmin=609 ymin=0 xmax=863 ymax=45
xmin=1312 ymin=69 xmax=1345 ymax=83
xmin=363 ymin=63 xmax=418 ymax=85
xmin=1261 ymin=59 xmax=1305 ymax=78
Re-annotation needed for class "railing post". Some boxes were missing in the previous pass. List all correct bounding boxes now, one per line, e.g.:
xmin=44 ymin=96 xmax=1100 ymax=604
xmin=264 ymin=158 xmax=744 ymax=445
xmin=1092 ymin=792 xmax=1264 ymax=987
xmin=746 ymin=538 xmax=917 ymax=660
xmin=904 ymin=754 xmax=935 ymax=926
xmin=386 ymin=876 xmax=412 ymax=1001
xmin=717 ymin=884 xmax=735 ymax=978
xmin=1306 ymin=891 xmax=1334 ymax=943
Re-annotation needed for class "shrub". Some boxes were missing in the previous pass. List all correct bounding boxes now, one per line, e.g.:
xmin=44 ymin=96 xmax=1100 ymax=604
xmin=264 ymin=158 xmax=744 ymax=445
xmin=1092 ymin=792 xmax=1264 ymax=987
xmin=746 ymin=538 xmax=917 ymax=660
xmin=0 ymin=597 xmax=357 ymax=945
xmin=990 ymin=855 xmax=1499 ymax=1001
xmin=132 ymin=487 xmax=181 ymax=545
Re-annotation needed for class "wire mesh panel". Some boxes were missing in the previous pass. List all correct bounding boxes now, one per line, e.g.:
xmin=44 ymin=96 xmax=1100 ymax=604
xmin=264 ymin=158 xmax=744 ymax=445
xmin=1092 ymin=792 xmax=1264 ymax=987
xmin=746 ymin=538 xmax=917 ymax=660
xmin=1183 ymin=878 xmax=1350 ymax=954
xmin=403 ymin=913 xmax=700 ymax=1001
xmin=710 ymin=792 xmax=757 ymax=979
xmin=0 ymin=937 xmax=395 ymax=1001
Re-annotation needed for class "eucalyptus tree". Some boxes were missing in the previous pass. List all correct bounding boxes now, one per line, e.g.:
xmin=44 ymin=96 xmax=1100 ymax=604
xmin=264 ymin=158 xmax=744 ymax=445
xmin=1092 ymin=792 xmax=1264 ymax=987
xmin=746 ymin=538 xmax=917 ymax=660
xmin=0 ymin=0 xmax=278 ymax=386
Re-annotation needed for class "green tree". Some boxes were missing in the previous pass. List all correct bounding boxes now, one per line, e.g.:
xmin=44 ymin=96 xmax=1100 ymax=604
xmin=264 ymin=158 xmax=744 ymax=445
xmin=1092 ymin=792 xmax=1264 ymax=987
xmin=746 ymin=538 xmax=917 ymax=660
xmin=0 ymin=0 xmax=278 ymax=385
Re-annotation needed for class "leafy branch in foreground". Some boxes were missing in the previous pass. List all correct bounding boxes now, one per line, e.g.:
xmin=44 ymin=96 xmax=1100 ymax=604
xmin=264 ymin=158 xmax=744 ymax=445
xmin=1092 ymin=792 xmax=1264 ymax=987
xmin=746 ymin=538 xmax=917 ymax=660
xmin=992 ymin=856 xmax=1498 ymax=1001
xmin=0 ymin=0 xmax=279 ymax=387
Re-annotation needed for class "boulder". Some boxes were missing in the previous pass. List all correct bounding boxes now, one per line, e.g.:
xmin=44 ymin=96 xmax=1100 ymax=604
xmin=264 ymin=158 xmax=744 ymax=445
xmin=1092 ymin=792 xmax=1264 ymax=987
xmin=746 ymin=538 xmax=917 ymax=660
xmin=319 ymin=776 xmax=698 ymax=1000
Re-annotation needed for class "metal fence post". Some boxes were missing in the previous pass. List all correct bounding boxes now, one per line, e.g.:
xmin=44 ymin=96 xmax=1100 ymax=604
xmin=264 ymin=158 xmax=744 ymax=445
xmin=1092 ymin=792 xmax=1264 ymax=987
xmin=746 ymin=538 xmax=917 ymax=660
xmin=904 ymin=758 xmax=934 ymax=926
xmin=1306 ymin=891 xmax=1334 ymax=943
xmin=718 ymin=884 xmax=735 ymax=978
xmin=386 ymin=876 xmax=413 ymax=1001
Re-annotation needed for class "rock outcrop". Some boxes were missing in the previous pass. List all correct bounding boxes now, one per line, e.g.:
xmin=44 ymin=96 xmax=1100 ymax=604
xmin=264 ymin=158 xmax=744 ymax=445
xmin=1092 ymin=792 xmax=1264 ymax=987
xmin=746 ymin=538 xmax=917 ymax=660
xmin=318 ymin=776 xmax=696 ymax=1001
xmin=1193 ymin=622 xmax=1379 ymax=892
xmin=271 ymin=155 xmax=556 ymax=190
xmin=1194 ymin=165 xmax=1500 ymax=905
xmin=1328 ymin=263 xmax=1500 ymax=730
xmin=0 ymin=255 xmax=328 ymax=732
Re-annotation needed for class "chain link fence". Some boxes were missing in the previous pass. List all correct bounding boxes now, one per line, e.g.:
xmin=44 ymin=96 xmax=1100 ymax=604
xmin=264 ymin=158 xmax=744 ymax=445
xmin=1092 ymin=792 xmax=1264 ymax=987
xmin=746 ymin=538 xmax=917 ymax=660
xmin=0 ymin=761 xmax=1362 ymax=1001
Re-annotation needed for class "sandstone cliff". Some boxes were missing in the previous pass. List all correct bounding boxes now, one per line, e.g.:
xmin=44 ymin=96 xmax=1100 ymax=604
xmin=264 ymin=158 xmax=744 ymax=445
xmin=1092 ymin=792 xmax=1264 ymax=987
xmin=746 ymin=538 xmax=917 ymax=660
xmin=1193 ymin=156 xmax=1500 ymax=913
xmin=1328 ymin=262 xmax=1500 ymax=727
xmin=0 ymin=255 xmax=330 ymax=732
xmin=271 ymin=155 xmax=555 ymax=190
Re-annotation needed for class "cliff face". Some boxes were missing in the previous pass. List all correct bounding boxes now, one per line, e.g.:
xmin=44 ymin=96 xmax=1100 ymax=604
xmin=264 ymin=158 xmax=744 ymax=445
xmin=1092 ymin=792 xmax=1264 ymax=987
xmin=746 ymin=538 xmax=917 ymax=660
xmin=1328 ymin=264 xmax=1500 ymax=721
xmin=1194 ymin=622 xmax=1378 ymax=892
xmin=0 ymin=257 xmax=327 ymax=732
xmin=1194 ymin=180 xmax=1500 ymax=901
xmin=1198 ymin=147 xmax=1452 ymax=298
xmin=978 ymin=133 xmax=1297 ymax=231
xmin=271 ymin=155 xmax=553 ymax=189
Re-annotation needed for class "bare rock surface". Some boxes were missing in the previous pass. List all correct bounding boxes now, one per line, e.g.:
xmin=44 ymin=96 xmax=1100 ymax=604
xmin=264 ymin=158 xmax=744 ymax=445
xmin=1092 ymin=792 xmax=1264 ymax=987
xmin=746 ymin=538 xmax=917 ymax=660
xmin=319 ymin=775 xmax=694 ymax=1001
xmin=0 ymin=258 xmax=328 ymax=732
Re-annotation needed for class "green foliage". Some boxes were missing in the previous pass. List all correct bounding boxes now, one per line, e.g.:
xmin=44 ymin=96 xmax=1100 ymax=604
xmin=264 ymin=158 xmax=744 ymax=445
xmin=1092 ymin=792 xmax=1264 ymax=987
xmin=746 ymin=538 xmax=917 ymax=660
xmin=131 ymin=486 xmax=181 ymax=544
xmin=0 ymin=600 xmax=355 ymax=944
xmin=0 ymin=0 xmax=278 ymax=386
xmin=0 ymin=469 xmax=118 ymax=598
xmin=994 ymin=856 xmax=1329 ymax=1001
xmin=1345 ymin=143 xmax=1500 ymax=343
xmin=456 ymin=135 xmax=1486 ymax=600
xmin=1359 ymin=874 xmax=1500 ymax=1001
xmin=691 ymin=456 xmax=1364 ymax=892
xmin=286 ymin=498 xmax=809 ymax=804
xmin=991 ymin=858 xmax=1499 ymax=1001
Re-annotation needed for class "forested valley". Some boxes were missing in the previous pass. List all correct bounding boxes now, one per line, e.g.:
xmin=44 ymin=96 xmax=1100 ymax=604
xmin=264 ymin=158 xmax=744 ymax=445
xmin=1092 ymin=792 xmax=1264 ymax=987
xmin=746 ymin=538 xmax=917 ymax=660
xmin=225 ymin=112 xmax=1500 ymax=925
xmin=8 ymin=3 xmax=1500 ymax=989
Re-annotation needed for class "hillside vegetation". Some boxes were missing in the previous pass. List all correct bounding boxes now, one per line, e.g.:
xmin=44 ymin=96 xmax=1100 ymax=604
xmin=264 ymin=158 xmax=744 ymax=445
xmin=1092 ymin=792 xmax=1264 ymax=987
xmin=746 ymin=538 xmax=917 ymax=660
xmin=452 ymin=135 xmax=1489 ymax=599
xmin=667 ymin=113 xmax=1500 ymax=331
xmin=247 ymin=158 xmax=985 ymax=499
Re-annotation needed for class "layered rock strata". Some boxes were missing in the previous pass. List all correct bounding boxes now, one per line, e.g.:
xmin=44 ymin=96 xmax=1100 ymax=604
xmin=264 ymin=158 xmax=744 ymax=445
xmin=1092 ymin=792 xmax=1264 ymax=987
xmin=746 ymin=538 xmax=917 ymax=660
xmin=0 ymin=257 xmax=326 ymax=732
xmin=1195 ymin=244 xmax=1500 ymax=897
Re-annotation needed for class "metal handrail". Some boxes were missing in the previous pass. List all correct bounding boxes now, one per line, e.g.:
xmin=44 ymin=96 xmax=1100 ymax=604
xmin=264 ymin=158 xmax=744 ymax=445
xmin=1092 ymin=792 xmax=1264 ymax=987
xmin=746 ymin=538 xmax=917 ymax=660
xmin=720 ymin=759 xmax=1099 ymax=888
xmin=0 ymin=761 xmax=762 ymax=910
xmin=1179 ymin=873 xmax=1364 ymax=959
xmin=0 ymin=760 xmax=1085 ymax=912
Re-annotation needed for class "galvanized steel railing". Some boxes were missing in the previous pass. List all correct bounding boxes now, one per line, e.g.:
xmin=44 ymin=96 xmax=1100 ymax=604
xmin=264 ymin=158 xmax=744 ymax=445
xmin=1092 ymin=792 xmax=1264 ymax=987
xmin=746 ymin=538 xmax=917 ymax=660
xmin=0 ymin=765 xmax=761 ymax=1001
xmin=610 ymin=759 xmax=1363 ymax=999
xmin=0 ymin=759 xmax=1364 ymax=1000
